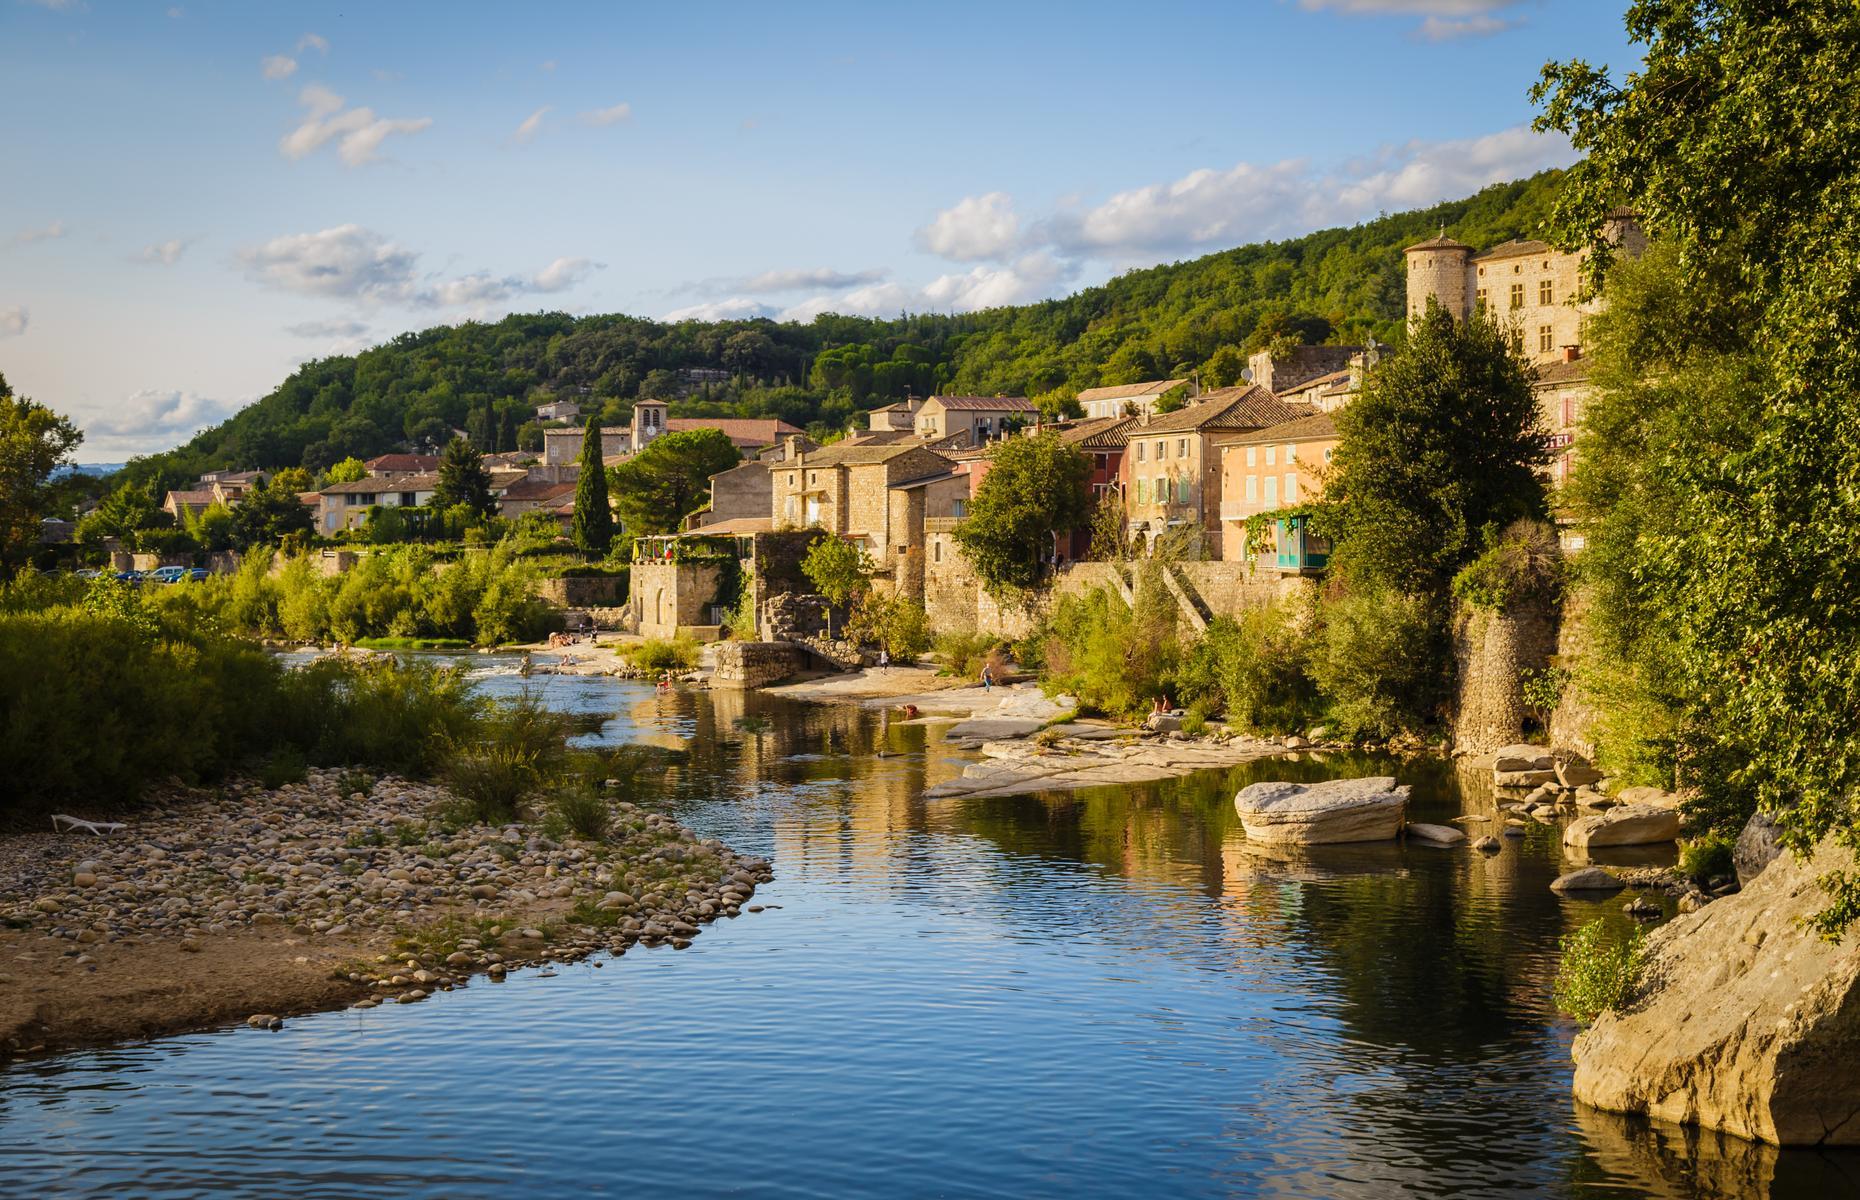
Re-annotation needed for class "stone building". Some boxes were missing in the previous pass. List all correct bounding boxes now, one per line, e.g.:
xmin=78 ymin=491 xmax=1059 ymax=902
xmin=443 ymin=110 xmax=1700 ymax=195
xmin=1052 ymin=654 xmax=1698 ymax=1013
xmin=912 ymin=395 xmax=1038 ymax=446
xmin=541 ymin=410 xmax=807 ymax=466
xmin=1075 ymin=379 xmax=1186 ymax=420
xmin=770 ymin=440 xmax=965 ymax=602
xmin=1117 ymin=386 xmax=1313 ymax=555
xmin=1246 ymin=346 xmax=1363 ymax=395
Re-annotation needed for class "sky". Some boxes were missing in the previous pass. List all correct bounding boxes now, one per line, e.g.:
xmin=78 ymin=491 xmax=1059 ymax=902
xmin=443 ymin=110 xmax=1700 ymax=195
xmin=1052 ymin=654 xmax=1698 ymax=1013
xmin=0 ymin=0 xmax=1639 ymax=460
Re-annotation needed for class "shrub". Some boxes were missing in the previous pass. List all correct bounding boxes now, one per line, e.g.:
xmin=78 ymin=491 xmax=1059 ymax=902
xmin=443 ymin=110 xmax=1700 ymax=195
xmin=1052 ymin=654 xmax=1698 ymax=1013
xmin=1553 ymin=919 xmax=1646 ymax=1025
xmin=1184 ymin=602 xmax=1320 ymax=733
xmin=1041 ymin=579 xmax=1180 ymax=719
xmin=626 ymin=636 xmax=701 ymax=670
xmin=934 ymin=631 xmax=999 ymax=679
xmin=849 ymin=594 xmax=933 ymax=663
xmin=259 ymin=746 xmax=309 ymax=789
xmin=549 ymin=786 xmax=611 ymax=840
xmin=439 ymin=691 xmax=571 ymax=824
xmin=1679 ymin=834 xmax=1735 ymax=885
xmin=1309 ymin=590 xmax=1445 ymax=738
xmin=1451 ymin=519 xmax=1565 ymax=613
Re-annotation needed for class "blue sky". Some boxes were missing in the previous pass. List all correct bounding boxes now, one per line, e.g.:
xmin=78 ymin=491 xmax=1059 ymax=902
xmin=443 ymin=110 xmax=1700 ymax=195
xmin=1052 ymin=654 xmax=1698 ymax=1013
xmin=0 ymin=0 xmax=1637 ymax=458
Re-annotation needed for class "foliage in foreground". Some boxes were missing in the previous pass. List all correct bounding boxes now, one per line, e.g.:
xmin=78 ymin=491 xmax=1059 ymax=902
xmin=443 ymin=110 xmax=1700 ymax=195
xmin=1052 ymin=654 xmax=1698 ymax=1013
xmin=1553 ymin=919 xmax=1646 ymax=1026
xmin=951 ymin=433 xmax=1092 ymax=596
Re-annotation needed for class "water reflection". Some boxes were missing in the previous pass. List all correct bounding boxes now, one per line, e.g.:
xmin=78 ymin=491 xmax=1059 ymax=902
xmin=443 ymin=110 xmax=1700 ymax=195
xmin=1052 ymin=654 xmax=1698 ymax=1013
xmin=2 ymin=664 xmax=1852 ymax=1199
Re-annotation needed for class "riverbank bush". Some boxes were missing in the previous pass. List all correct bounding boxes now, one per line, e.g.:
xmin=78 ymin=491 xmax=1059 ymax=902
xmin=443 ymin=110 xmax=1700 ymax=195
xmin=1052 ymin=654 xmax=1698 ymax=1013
xmin=626 ymin=636 xmax=701 ymax=671
xmin=1553 ymin=919 xmax=1646 ymax=1025
xmin=1309 ymin=591 xmax=1445 ymax=739
xmin=848 ymin=594 xmax=932 ymax=664
xmin=1185 ymin=602 xmax=1320 ymax=733
xmin=1042 ymin=579 xmax=1181 ymax=718
xmin=933 ymin=631 xmax=1000 ymax=680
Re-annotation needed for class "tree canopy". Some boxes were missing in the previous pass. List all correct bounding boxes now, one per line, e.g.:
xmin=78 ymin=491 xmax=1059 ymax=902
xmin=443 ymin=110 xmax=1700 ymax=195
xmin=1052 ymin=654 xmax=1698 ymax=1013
xmin=0 ymin=376 xmax=83 ymax=570
xmin=433 ymin=438 xmax=495 ymax=517
xmin=607 ymin=429 xmax=741 ymax=536
xmin=1536 ymin=0 xmax=1860 ymax=934
xmin=952 ymin=433 xmax=1093 ymax=595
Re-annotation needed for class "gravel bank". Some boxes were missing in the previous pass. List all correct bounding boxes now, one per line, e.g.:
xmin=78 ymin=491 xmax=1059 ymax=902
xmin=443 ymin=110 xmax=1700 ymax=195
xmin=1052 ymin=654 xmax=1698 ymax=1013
xmin=0 ymin=768 xmax=770 ymax=1057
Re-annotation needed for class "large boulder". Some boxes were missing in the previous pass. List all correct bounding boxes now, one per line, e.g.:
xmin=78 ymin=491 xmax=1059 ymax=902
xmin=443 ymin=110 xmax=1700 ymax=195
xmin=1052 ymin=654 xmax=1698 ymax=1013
xmin=1406 ymin=822 xmax=1466 ymax=846
xmin=1235 ymin=776 xmax=1408 ymax=845
xmin=1555 ymin=753 xmax=1606 ymax=788
xmin=1551 ymin=867 xmax=1626 ymax=893
xmin=1734 ymin=810 xmax=1784 ymax=885
xmin=1564 ymin=803 xmax=1682 ymax=850
xmin=1571 ymin=837 xmax=1860 ymax=1146
xmin=1618 ymin=784 xmax=1682 ymax=809
xmin=1494 ymin=743 xmax=1555 ymax=772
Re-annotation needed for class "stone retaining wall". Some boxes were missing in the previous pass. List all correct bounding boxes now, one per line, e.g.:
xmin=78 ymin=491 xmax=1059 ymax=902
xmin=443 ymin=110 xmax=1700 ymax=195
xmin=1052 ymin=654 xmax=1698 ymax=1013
xmin=710 ymin=641 xmax=807 ymax=688
xmin=1451 ymin=598 xmax=1557 ymax=755
xmin=537 ymin=574 xmax=627 ymax=608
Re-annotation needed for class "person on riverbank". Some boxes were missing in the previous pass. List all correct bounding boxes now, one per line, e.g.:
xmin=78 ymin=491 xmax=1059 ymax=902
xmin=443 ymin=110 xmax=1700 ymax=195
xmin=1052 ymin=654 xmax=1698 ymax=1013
xmin=878 ymin=648 xmax=889 ymax=673
xmin=981 ymin=664 xmax=994 ymax=692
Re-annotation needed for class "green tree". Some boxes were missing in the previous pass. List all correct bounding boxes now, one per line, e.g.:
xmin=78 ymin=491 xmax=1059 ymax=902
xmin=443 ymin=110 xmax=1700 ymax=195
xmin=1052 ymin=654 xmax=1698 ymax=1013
xmin=951 ymin=432 xmax=1092 ymax=595
xmin=268 ymin=466 xmax=315 ymax=494
xmin=607 ymin=428 xmax=739 ymax=535
xmin=801 ymin=534 xmax=872 ymax=635
xmin=0 ymin=376 xmax=83 ymax=571
xmin=1317 ymin=302 xmax=1550 ymax=597
xmin=1535 ymin=0 xmax=1860 ymax=934
xmin=325 ymin=456 xmax=368 ymax=484
xmin=232 ymin=477 xmax=314 ymax=549
xmin=571 ymin=418 xmax=614 ymax=555
xmin=433 ymin=438 xmax=495 ymax=518
xmin=1200 ymin=345 xmax=1250 ymax=389
xmin=77 ymin=481 xmax=167 ymax=547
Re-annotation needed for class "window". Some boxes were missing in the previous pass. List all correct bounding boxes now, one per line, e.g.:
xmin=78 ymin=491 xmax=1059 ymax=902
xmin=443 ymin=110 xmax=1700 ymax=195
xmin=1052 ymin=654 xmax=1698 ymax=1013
xmin=1476 ymin=288 xmax=1487 ymax=309
xmin=933 ymin=541 xmax=941 ymax=563
xmin=1265 ymin=446 xmax=1277 ymax=466
xmin=1264 ymin=476 xmax=1278 ymax=507
xmin=1135 ymin=479 xmax=1146 ymax=504
xmin=785 ymin=496 xmax=796 ymax=519
xmin=1323 ymin=448 xmax=1334 ymax=463
xmin=400 ymin=492 xmax=416 ymax=507
xmin=808 ymin=471 xmax=817 ymax=485
xmin=951 ymin=499 xmax=967 ymax=519
xmin=1246 ymin=446 xmax=1257 ymax=467
xmin=1539 ymin=324 xmax=1554 ymax=353
xmin=1539 ymin=279 xmax=1554 ymax=305
xmin=1284 ymin=473 xmax=1297 ymax=504
xmin=1177 ymin=438 xmax=1188 ymax=457
xmin=1478 ymin=266 xmax=1485 ymax=277
xmin=1176 ymin=477 xmax=1190 ymax=505
xmin=1282 ymin=445 xmax=1295 ymax=464
xmin=1095 ymin=453 xmax=1109 ymax=472
xmin=1245 ymin=475 xmax=1257 ymax=503
xmin=1155 ymin=440 xmax=1165 ymax=460
xmin=788 ymin=473 xmax=796 ymax=486
xmin=1136 ymin=442 xmax=1146 ymax=462
xmin=1509 ymin=283 xmax=1525 ymax=309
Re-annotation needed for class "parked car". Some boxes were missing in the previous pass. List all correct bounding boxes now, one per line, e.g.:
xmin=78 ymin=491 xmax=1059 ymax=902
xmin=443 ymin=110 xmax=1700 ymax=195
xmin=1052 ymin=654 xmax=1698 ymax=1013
xmin=112 ymin=570 xmax=144 ymax=584
xmin=180 ymin=567 xmax=209 ymax=583
xmin=73 ymin=568 xmax=101 ymax=579
xmin=148 ymin=565 xmax=189 ymax=585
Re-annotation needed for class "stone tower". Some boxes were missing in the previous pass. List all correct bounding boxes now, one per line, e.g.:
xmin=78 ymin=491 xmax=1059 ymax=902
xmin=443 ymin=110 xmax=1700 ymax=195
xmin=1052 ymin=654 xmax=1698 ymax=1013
xmin=630 ymin=397 xmax=668 ymax=451
xmin=1404 ymin=231 xmax=1475 ymax=322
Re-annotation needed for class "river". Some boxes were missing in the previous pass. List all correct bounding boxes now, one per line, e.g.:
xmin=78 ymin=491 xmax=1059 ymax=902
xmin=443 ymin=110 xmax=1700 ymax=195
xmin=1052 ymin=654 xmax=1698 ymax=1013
xmin=1 ymin=660 xmax=1855 ymax=1198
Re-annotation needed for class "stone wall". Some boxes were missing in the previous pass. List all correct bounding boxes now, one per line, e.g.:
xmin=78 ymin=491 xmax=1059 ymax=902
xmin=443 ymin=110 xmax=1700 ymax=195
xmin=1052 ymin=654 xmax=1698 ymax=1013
xmin=1548 ymin=585 xmax=1600 ymax=759
xmin=536 ymin=574 xmax=627 ymax=608
xmin=631 ymin=560 xmax=724 ymax=640
xmin=1451 ymin=598 xmax=1558 ymax=755
xmin=710 ymin=641 xmax=807 ymax=689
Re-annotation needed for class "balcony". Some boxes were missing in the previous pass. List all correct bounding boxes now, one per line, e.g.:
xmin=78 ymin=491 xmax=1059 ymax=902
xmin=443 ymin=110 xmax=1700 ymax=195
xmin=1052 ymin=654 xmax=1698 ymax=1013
xmin=1273 ymin=514 xmax=1330 ymax=575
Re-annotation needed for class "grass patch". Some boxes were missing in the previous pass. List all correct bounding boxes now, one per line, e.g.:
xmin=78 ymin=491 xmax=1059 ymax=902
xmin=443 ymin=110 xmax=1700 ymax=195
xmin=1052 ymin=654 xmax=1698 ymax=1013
xmin=1553 ymin=919 xmax=1646 ymax=1024
xmin=258 ymin=745 xmax=308 ymax=789
xmin=355 ymin=636 xmax=474 ymax=651
xmin=624 ymin=636 xmax=701 ymax=671
xmin=1679 ymin=833 xmax=1735 ymax=884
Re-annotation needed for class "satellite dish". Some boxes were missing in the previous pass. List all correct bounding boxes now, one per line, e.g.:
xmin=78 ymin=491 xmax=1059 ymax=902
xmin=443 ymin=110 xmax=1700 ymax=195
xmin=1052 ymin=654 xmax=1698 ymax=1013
xmin=1240 ymin=367 xmax=1254 ymax=382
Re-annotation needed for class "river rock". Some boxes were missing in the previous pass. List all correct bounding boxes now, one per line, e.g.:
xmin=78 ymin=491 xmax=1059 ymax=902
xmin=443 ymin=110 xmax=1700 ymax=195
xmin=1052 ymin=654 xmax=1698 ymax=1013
xmin=1555 ymin=754 xmax=1605 ymax=788
xmin=1734 ymin=811 xmax=1784 ymax=885
xmin=1234 ymin=776 xmax=1408 ymax=845
xmin=1617 ymin=785 xmax=1682 ymax=810
xmin=1406 ymin=823 xmax=1466 ymax=846
xmin=1563 ymin=804 xmax=1681 ymax=850
xmin=1496 ymin=768 xmax=1559 ymax=788
xmin=1571 ymin=836 xmax=1860 ymax=1146
xmin=1493 ymin=744 xmax=1554 ymax=773
xmin=1472 ymin=835 xmax=1501 ymax=853
xmin=1550 ymin=867 xmax=1625 ymax=893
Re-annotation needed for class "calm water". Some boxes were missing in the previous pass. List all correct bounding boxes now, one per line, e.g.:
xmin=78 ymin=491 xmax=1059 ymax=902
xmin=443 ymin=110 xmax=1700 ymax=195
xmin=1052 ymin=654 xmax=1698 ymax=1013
xmin=3 ymin=660 xmax=1856 ymax=1199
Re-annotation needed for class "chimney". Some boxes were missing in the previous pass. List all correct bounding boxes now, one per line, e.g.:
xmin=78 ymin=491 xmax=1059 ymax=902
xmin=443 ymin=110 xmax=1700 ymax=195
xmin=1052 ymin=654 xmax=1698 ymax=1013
xmin=784 ymin=434 xmax=802 ymax=461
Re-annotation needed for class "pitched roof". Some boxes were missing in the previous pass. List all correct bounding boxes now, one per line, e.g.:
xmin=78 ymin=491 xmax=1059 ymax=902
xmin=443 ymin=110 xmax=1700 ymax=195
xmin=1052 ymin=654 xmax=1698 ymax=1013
xmin=1406 ymin=233 xmax=1472 ymax=253
xmin=1218 ymin=412 xmax=1337 ymax=445
xmin=664 ymin=417 xmax=806 ymax=446
xmin=838 ymin=429 xmax=920 ymax=446
xmin=365 ymin=453 xmax=440 ymax=473
xmin=499 ymin=478 xmax=577 ymax=502
xmin=1138 ymin=386 xmax=1315 ymax=435
xmin=1054 ymin=416 xmax=1134 ymax=449
xmin=1075 ymin=379 xmax=1186 ymax=403
xmin=1277 ymin=368 xmax=1352 ymax=397
xmin=164 ymin=490 xmax=216 ymax=507
xmin=1473 ymin=238 xmax=1554 ymax=261
xmin=321 ymin=473 xmax=439 ymax=495
xmin=924 ymin=395 xmax=1037 ymax=412
xmin=684 ymin=517 xmax=774 ymax=536
xmin=1532 ymin=358 xmax=1591 ymax=386
xmin=890 ymin=469 xmax=961 ymax=491
xmin=798 ymin=441 xmax=947 ymax=467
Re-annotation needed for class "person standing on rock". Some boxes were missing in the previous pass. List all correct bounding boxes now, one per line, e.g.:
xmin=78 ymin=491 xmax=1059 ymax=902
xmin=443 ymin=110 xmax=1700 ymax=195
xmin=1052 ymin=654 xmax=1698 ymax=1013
xmin=981 ymin=664 xmax=994 ymax=692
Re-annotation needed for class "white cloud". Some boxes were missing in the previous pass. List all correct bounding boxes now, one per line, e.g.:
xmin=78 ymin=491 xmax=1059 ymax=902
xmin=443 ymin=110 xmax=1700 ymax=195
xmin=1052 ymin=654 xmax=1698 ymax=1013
xmin=13 ymin=220 xmax=65 ymax=245
xmin=279 ymin=84 xmax=432 ymax=166
xmin=771 ymin=253 xmax=1073 ymax=322
xmin=240 ymin=224 xmax=598 ymax=311
xmin=1416 ymin=14 xmax=1520 ymax=39
xmin=297 ymin=32 xmax=329 ymax=53
xmin=513 ymin=106 xmax=550 ymax=143
xmin=261 ymin=54 xmax=297 ymax=80
xmin=284 ymin=318 xmax=370 ymax=338
xmin=581 ymin=102 xmax=632 ymax=127
xmin=532 ymin=257 xmax=598 ymax=292
xmin=541 ymin=59 xmax=557 ymax=72
xmin=136 ymin=237 xmax=195 ymax=265
xmin=1299 ymin=0 xmax=1525 ymax=38
xmin=0 ymin=307 xmax=27 ymax=337
xmin=682 ymin=266 xmax=888 ymax=298
xmin=664 ymin=298 xmax=778 ymax=322
xmin=89 ymin=388 xmax=233 ymax=438
xmin=914 ymin=192 xmax=1020 ymax=261
xmin=238 ymin=224 xmax=421 ymax=303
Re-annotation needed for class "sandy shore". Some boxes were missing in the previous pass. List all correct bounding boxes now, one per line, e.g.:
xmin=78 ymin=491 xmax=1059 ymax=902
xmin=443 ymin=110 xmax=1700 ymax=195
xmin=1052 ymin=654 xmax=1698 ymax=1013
xmin=0 ymin=769 xmax=769 ymax=1058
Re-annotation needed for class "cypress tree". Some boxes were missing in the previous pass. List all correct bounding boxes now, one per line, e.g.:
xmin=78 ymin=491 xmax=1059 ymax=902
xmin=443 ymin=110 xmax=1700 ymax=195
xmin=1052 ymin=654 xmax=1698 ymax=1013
xmin=572 ymin=419 xmax=614 ymax=556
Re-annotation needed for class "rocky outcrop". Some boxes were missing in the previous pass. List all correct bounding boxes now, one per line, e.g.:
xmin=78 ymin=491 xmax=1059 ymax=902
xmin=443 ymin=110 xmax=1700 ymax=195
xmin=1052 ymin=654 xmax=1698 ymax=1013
xmin=1235 ymin=776 xmax=1409 ymax=845
xmin=1618 ymin=785 xmax=1683 ymax=810
xmin=1572 ymin=837 xmax=1860 ymax=1146
xmin=1551 ymin=867 xmax=1626 ymax=893
xmin=1564 ymin=803 xmax=1682 ymax=850
xmin=1734 ymin=811 xmax=1784 ymax=885
xmin=1494 ymin=744 xmax=1555 ymax=772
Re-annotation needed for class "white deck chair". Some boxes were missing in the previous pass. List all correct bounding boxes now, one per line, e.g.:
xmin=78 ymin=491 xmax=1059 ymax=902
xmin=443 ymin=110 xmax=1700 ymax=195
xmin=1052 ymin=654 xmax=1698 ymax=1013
xmin=50 ymin=814 xmax=126 ymax=836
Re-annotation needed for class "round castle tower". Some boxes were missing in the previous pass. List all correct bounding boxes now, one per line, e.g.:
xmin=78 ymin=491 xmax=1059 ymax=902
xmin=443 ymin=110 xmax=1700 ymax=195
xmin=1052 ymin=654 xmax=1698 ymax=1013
xmin=1404 ymin=232 xmax=1475 ymax=323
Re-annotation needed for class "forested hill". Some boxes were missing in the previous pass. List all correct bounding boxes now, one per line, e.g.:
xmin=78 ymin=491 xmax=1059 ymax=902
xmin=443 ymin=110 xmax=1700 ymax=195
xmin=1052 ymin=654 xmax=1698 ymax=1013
xmin=119 ymin=170 xmax=1566 ymax=487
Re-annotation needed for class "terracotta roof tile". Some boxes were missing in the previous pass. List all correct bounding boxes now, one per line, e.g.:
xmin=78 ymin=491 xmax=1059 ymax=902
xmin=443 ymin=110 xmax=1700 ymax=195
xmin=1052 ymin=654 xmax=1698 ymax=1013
xmin=1138 ymin=386 xmax=1315 ymax=434
xmin=925 ymin=395 xmax=1037 ymax=412
xmin=1075 ymin=379 xmax=1186 ymax=403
